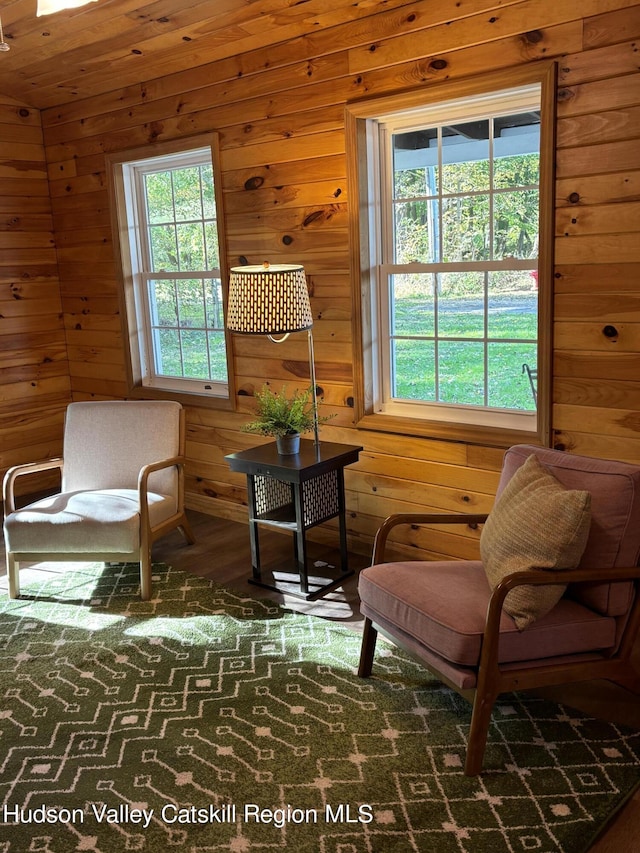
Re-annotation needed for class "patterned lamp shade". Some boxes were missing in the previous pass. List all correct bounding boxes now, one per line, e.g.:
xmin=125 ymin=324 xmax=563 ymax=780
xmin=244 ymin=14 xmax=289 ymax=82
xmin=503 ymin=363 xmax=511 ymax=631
xmin=226 ymin=264 xmax=313 ymax=335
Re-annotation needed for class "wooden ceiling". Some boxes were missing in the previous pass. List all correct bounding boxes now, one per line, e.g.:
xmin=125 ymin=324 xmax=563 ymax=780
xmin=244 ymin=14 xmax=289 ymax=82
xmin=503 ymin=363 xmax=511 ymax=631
xmin=0 ymin=0 xmax=407 ymax=110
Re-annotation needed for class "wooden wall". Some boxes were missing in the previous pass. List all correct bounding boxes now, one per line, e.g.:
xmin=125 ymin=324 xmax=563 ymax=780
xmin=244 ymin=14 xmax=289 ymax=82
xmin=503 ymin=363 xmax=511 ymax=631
xmin=17 ymin=0 xmax=640 ymax=560
xmin=0 ymin=96 xmax=70 ymax=496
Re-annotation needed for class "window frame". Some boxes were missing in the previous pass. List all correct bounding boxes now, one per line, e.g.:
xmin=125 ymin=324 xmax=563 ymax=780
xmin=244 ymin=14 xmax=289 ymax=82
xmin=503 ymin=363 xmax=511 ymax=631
xmin=346 ymin=63 xmax=556 ymax=448
xmin=107 ymin=134 xmax=235 ymax=409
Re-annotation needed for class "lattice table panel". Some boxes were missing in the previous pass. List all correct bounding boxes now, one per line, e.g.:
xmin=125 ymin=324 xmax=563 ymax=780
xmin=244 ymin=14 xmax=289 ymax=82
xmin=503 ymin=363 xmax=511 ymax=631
xmin=302 ymin=469 xmax=340 ymax=527
xmin=254 ymin=475 xmax=293 ymax=519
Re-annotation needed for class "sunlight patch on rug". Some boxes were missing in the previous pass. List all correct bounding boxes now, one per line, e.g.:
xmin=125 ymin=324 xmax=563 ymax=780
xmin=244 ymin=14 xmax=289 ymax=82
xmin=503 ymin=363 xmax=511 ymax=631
xmin=0 ymin=561 xmax=638 ymax=853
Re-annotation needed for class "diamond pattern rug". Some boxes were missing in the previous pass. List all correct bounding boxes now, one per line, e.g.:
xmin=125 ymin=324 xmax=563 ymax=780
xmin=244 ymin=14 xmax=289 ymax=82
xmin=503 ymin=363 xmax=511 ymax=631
xmin=0 ymin=561 xmax=638 ymax=853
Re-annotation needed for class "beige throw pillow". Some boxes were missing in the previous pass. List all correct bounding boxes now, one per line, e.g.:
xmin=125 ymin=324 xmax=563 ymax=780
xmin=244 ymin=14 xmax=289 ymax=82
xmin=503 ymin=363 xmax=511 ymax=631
xmin=480 ymin=454 xmax=591 ymax=631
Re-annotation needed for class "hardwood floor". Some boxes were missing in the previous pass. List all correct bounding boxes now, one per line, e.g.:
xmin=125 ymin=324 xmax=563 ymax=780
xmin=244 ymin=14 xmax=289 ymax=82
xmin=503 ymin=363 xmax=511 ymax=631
xmin=1 ymin=508 xmax=638 ymax=850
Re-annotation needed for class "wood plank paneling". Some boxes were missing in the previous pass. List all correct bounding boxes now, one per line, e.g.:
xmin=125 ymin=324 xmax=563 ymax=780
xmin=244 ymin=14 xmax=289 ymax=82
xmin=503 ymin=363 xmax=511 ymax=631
xmin=0 ymin=99 xmax=70 ymax=492
xmin=348 ymin=0 xmax=633 ymax=72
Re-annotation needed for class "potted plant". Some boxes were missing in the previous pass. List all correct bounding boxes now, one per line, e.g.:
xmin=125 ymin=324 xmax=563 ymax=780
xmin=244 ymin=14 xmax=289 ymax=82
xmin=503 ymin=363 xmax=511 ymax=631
xmin=241 ymin=385 xmax=332 ymax=455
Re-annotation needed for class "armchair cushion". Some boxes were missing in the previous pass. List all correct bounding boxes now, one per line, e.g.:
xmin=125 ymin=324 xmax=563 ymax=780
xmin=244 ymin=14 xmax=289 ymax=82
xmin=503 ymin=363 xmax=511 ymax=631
xmin=62 ymin=400 xmax=180 ymax=496
xmin=480 ymin=454 xmax=591 ymax=630
xmin=501 ymin=445 xmax=640 ymax=616
xmin=359 ymin=561 xmax=616 ymax=688
xmin=4 ymin=489 xmax=176 ymax=554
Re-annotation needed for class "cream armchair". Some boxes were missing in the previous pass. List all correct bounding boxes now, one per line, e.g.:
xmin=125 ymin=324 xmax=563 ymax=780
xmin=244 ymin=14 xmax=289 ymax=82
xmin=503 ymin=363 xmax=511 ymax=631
xmin=3 ymin=400 xmax=195 ymax=601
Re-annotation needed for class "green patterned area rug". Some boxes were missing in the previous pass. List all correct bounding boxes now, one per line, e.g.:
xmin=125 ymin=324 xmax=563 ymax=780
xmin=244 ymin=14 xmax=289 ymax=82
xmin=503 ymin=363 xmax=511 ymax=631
xmin=0 ymin=562 xmax=638 ymax=853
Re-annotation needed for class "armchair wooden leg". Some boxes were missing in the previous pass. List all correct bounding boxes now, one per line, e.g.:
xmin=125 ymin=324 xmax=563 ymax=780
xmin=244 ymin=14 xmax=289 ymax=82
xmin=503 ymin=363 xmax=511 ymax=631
xmin=139 ymin=548 xmax=152 ymax=601
xmin=613 ymin=664 xmax=640 ymax=695
xmin=464 ymin=686 xmax=498 ymax=776
xmin=358 ymin=618 xmax=378 ymax=678
xmin=178 ymin=514 xmax=196 ymax=546
xmin=7 ymin=554 xmax=20 ymax=599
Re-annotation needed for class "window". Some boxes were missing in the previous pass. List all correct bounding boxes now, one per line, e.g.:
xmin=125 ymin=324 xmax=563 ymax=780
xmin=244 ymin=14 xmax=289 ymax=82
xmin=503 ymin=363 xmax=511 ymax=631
xmin=109 ymin=136 xmax=232 ymax=402
xmin=347 ymin=65 xmax=556 ymax=446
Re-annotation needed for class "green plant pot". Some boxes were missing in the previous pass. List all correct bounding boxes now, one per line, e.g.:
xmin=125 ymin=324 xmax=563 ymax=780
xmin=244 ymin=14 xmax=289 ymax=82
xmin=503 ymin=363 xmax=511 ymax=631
xmin=276 ymin=433 xmax=301 ymax=455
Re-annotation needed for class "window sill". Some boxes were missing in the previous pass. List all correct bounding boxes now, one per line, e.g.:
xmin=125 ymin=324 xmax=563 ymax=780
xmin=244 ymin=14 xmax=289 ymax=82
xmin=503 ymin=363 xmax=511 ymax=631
xmin=126 ymin=384 xmax=234 ymax=411
xmin=355 ymin=411 xmax=546 ymax=449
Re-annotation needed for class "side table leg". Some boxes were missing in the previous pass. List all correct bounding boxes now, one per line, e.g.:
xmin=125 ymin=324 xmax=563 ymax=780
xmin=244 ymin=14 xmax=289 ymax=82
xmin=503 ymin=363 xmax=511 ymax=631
xmin=246 ymin=475 xmax=261 ymax=581
xmin=293 ymin=482 xmax=308 ymax=594
xmin=337 ymin=469 xmax=349 ymax=574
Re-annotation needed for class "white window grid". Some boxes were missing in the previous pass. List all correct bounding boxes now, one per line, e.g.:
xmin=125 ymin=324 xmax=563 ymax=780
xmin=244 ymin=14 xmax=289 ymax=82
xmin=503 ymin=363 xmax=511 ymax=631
xmin=375 ymin=85 xmax=541 ymax=426
xmin=125 ymin=148 xmax=228 ymax=393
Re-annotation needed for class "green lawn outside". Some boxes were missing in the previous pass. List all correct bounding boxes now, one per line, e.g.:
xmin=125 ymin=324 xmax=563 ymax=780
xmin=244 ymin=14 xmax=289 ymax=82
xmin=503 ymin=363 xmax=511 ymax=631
xmin=392 ymin=292 xmax=537 ymax=410
xmin=151 ymin=291 xmax=538 ymax=413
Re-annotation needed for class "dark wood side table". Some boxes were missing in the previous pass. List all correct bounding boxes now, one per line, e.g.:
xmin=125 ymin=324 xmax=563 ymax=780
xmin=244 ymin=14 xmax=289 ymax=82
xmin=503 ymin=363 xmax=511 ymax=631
xmin=225 ymin=440 xmax=362 ymax=600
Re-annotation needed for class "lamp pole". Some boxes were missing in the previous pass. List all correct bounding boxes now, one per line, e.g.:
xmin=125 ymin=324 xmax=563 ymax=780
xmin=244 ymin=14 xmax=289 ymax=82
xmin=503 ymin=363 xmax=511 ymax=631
xmin=307 ymin=328 xmax=320 ymax=450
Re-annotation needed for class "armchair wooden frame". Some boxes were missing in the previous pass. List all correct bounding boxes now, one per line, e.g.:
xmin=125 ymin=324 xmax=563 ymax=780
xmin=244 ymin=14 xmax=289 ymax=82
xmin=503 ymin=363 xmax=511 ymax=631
xmin=358 ymin=512 xmax=640 ymax=776
xmin=3 ymin=408 xmax=195 ymax=601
